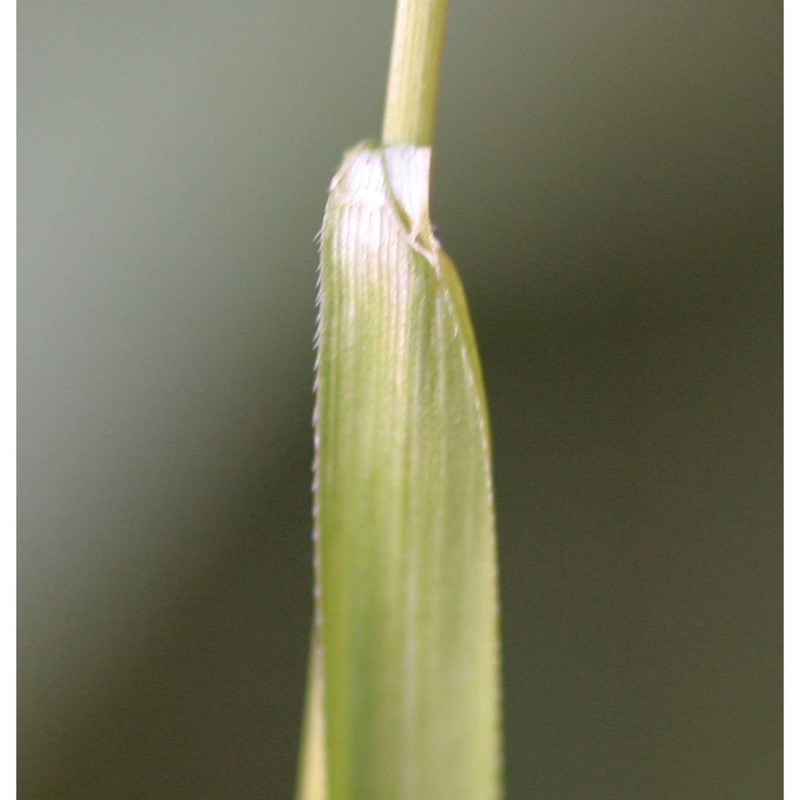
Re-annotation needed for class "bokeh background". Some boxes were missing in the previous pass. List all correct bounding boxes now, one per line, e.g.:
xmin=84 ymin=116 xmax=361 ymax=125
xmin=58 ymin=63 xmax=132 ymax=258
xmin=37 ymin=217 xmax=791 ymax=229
xmin=19 ymin=1 xmax=781 ymax=797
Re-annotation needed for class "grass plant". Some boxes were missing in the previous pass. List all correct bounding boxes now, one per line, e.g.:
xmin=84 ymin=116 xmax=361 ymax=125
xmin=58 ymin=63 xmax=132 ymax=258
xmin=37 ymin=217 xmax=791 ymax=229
xmin=297 ymin=2 xmax=502 ymax=797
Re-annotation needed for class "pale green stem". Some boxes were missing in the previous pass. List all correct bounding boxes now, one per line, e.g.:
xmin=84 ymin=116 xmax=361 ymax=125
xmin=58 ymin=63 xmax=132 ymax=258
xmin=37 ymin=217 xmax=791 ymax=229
xmin=381 ymin=0 xmax=449 ymax=147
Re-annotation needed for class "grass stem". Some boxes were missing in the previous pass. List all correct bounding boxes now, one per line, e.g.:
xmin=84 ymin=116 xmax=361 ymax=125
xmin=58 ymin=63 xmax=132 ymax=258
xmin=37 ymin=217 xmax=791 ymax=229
xmin=381 ymin=0 xmax=449 ymax=146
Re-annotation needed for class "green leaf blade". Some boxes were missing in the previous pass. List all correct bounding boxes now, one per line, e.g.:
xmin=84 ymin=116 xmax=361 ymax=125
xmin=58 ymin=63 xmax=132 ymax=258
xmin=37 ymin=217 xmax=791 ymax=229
xmin=310 ymin=142 xmax=502 ymax=800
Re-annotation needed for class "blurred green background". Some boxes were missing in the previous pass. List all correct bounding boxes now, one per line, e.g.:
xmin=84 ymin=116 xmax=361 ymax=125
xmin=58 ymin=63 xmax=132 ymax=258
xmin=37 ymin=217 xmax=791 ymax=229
xmin=19 ymin=1 xmax=781 ymax=797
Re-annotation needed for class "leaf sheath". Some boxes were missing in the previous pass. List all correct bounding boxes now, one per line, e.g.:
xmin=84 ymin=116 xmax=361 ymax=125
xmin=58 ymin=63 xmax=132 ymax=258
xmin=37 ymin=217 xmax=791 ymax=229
xmin=308 ymin=142 xmax=502 ymax=800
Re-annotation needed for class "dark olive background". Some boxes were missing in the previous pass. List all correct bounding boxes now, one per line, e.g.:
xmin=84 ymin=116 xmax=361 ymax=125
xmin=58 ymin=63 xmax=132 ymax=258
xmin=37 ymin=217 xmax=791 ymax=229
xmin=19 ymin=1 xmax=781 ymax=798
